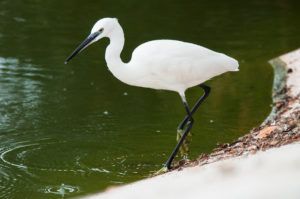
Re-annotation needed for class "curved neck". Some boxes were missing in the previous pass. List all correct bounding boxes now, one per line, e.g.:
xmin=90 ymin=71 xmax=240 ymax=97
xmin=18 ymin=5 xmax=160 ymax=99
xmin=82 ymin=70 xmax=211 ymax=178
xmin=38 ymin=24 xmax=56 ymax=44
xmin=104 ymin=23 xmax=138 ymax=86
xmin=105 ymin=23 xmax=126 ymax=75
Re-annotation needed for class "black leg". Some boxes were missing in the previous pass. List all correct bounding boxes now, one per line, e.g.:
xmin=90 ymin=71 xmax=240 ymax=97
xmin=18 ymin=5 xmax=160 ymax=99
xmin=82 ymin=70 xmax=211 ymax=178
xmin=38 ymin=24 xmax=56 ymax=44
xmin=165 ymin=95 xmax=194 ymax=169
xmin=177 ymin=84 xmax=210 ymax=131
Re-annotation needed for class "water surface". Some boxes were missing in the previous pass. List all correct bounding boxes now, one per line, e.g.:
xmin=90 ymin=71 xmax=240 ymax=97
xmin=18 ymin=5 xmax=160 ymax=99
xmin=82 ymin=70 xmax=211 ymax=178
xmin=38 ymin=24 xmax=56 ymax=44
xmin=0 ymin=0 xmax=299 ymax=198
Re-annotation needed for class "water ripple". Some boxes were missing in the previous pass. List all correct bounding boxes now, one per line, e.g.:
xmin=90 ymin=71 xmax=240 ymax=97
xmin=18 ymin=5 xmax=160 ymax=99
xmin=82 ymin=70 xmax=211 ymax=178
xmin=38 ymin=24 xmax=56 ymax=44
xmin=0 ymin=138 xmax=112 ymax=198
xmin=40 ymin=184 xmax=80 ymax=197
xmin=0 ymin=139 xmax=111 ymax=174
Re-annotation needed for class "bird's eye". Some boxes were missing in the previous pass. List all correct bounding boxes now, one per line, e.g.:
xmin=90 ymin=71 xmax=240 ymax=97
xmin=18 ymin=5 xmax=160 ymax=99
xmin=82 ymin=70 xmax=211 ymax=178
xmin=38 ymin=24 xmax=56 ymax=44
xmin=99 ymin=28 xmax=104 ymax=32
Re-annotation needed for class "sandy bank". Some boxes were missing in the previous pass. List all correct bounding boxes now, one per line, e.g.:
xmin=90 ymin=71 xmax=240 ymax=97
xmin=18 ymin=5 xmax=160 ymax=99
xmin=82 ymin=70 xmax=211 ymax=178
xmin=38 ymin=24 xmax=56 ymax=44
xmin=83 ymin=143 xmax=300 ymax=199
xmin=80 ymin=49 xmax=300 ymax=199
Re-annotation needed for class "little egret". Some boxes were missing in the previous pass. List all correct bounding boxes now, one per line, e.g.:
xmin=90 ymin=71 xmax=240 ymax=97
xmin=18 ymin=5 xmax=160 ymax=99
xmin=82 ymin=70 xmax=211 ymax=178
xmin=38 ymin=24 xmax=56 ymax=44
xmin=65 ymin=18 xmax=239 ymax=172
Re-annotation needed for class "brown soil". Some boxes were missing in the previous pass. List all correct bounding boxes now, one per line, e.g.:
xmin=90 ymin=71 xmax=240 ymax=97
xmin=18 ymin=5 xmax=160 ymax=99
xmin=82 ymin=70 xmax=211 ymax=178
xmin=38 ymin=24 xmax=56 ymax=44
xmin=175 ymin=94 xmax=300 ymax=170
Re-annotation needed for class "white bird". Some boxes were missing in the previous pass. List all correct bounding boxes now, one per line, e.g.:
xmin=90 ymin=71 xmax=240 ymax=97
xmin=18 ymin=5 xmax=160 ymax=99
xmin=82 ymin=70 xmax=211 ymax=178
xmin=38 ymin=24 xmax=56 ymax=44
xmin=65 ymin=17 xmax=239 ymax=172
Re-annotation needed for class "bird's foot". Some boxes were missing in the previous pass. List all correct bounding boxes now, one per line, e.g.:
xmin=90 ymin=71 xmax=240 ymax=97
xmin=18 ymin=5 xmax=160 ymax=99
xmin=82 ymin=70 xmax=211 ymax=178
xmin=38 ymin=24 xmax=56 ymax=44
xmin=153 ymin=166 xmax=169 ymax=176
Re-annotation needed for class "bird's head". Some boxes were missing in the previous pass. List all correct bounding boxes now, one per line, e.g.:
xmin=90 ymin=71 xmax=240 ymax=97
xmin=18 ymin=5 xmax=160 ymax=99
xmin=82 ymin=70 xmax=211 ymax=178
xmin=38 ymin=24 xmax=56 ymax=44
xmin=65 ymin=17 xmax=119 ymax=64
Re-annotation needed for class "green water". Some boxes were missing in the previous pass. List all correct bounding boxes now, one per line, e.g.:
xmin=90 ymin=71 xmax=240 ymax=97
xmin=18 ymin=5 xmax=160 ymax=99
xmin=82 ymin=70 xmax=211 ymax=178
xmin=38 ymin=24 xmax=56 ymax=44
xmin=0 ymin=0 xmax=299 ymax=198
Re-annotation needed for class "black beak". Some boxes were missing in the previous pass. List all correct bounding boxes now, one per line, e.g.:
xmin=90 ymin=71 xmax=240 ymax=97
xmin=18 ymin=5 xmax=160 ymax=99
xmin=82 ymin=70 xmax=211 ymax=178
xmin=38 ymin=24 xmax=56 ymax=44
xmin=65 ymin=31 xmax=101 ymax=64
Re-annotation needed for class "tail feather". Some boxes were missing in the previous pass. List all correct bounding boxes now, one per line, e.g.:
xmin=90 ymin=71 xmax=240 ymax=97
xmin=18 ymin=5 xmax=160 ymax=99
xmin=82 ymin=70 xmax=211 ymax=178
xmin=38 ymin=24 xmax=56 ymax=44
xmin=230 ymin=58 xmax=239 ymax=71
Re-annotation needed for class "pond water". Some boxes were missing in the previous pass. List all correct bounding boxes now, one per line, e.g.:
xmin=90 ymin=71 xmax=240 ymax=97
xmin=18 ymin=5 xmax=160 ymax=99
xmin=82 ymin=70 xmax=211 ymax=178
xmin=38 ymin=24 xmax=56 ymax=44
xmin=0 ymin=0 xmax=299 ymax=198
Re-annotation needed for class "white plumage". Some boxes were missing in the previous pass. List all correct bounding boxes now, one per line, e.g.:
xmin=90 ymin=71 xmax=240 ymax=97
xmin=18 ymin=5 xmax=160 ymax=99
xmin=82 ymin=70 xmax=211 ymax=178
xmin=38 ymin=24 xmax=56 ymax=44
xmin=65 ymin=17 xmax=239 ymax=170
xmin=129 ymin=39 xmax=238 ymax=94
xmin=66 ymin=18 xmax=238 ymax=95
